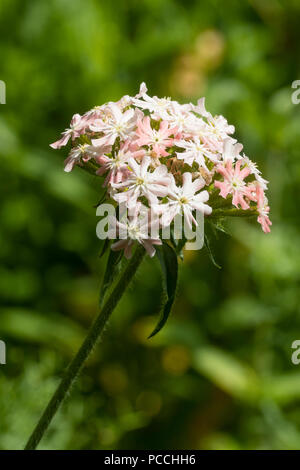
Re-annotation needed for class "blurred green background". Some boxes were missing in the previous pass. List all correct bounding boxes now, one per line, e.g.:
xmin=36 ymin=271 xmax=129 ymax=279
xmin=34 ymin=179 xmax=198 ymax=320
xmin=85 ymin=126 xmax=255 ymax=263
xmin=1 ymin=0 xmax=300 ymax=450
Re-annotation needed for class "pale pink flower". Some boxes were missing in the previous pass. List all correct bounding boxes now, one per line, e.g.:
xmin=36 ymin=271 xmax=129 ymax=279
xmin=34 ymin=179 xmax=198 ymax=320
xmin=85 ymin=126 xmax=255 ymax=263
xmin=111 ymin=156 xmax=170 ymax=206
xmin=215 ymin=160 xmax=253 ymax=210
xmin=238 ymin=154 xmax=269 ymax=190
xmin=50 ymin=114 xmax=85 ymax=149
xmin=63 ymin=144 xmax=88 ymax=172
xmin=161 ymin=173 xmax=212 ymax=229
xmin=63 ymin=144 xmax=102 ymax=172
xmin=96 ymin=156 xmax=129 ymax=186
xmin=96 ymin=142 xmax=144 ymax=185
xmin=83 ymin=104 xmax=107 ymax=121
xmin=53 ymin=83 xmax=271 ymax=236
xmin=109 ymin=204 xmax=162 ymax=258
xmin=255 ymin=185 xmax=272 ymax=233
xmin=90 ymin=103 xmax=139 ymax=147
xmin=136 ymin=117 xmax=178 ymax=157
xmin=111 ymin=234 xmax=161 ymax=259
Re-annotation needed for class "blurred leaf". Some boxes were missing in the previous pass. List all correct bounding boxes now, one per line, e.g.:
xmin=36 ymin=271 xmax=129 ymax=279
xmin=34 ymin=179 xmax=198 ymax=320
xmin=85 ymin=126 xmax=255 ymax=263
xmin=263 ymin=373 xmax=300 ymax=405
xmin=0 ymin=308 xmax=85 ymax=356
xmin=193 ymin=346 xmax=260 ymax=402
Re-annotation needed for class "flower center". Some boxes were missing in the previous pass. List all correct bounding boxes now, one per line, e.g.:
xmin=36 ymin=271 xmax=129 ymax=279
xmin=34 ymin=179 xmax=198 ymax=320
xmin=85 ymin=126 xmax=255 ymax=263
xmin=114 ymin=123 xmax=125 ymax=133
xmin=180 ymin=197 xmax=188 ymax=205
xmin=136 ymin=177 xmax=144 ymax=186
xmin=231 ymin=176 xmax=244 ymax=189
xmin=128 ymin=224 xmax=142 ymax=240
xmin=79 ymin=144 xmax=87 ymax=153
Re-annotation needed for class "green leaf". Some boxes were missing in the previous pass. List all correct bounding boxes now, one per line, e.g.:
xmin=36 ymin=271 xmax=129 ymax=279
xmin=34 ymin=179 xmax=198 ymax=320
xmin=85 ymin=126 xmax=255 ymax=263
xmin=99 ymin=248 xmax=123 ymax=307
xmin=204 ymin=234 xmax=222 ymax=269
xmin=175 ymin=235 xmax=187 ymax=258
xmin=98 ymin=238 xmax=110 ymax=259
xmin=170 ymin=227 xmax=187 ymax=259
xmin=94 ymin=189 xmax=108 ymax=208
xmin=148 ymin=242 xmax=178 ymax=338
xmin=209 ymin=219 xmax=230 ymax=237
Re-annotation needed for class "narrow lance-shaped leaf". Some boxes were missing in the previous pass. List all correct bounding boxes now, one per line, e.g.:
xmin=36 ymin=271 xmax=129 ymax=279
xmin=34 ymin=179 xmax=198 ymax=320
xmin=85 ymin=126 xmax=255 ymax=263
xmin=148 ymin=242 xmax=178 ymax=338
xmin=208 ymin=219 xmax=230 ymax=237
xmin=170 ymin=226 xmax=186 ymax=260
xmin=98 ymin=238 xmax=110 ymax=259
xmin=175 ymin=234 xmax=187 ymax=259
xmin=204 ymin=234 xmax=221 ymax=270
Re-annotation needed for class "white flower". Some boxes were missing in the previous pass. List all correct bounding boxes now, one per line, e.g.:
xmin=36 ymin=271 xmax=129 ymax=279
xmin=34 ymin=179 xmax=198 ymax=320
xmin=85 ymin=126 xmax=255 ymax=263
xmin=189 ymin=97 xmax=211 ymax=118
xmin=161 ymin=173 xmax=212 ymax=229
xmin=176 ymin=136 xmax=218 ymax=169
xmin=111 ymin=156 xmax=171 ymax=207
xmin=206 ymin=115 xmax=235 ymax=142
xmin=221 ymin=138 xmax=243 ymax=162
xmin=132 ymin=89 xmax=173 ymax=120
xmin=164 ymin=101 xmax=199 ymax=133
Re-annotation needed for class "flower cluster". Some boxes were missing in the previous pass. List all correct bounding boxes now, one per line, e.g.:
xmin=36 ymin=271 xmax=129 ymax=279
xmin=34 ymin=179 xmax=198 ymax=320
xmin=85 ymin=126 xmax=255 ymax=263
xmin=51 ymin=83 xmax=271 ymax=257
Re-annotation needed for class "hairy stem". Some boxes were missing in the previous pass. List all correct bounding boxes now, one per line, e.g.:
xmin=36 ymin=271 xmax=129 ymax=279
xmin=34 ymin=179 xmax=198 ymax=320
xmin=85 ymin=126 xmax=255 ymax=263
xmin=24 ymin=244 xmax=145 ymax=450
xmin=210 ymin=207 xmax=258 ymax=218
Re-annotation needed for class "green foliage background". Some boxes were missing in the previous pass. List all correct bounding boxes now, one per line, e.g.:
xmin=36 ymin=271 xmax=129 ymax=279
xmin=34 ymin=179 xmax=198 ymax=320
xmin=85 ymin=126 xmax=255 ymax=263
xmin=0 ymin=0 xmax=300 ymax=450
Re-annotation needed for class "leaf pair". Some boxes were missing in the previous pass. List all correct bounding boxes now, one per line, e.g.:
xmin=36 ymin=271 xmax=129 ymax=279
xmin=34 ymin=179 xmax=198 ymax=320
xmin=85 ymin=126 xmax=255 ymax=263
xmin=98 ymin=241 xmax=179 ymax=338
xmin=98 ymin=231 xmax=220 ymax=339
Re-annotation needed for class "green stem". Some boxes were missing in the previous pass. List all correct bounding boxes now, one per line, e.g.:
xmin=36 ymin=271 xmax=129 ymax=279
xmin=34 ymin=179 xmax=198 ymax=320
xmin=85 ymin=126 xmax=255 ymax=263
xmin=210 ymin=207 xmax=258 ymax=218
xmin=79 ymin=159 xmax=100 ymax=176
xmin=24 ymin=244 xmax=146 ymax=450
